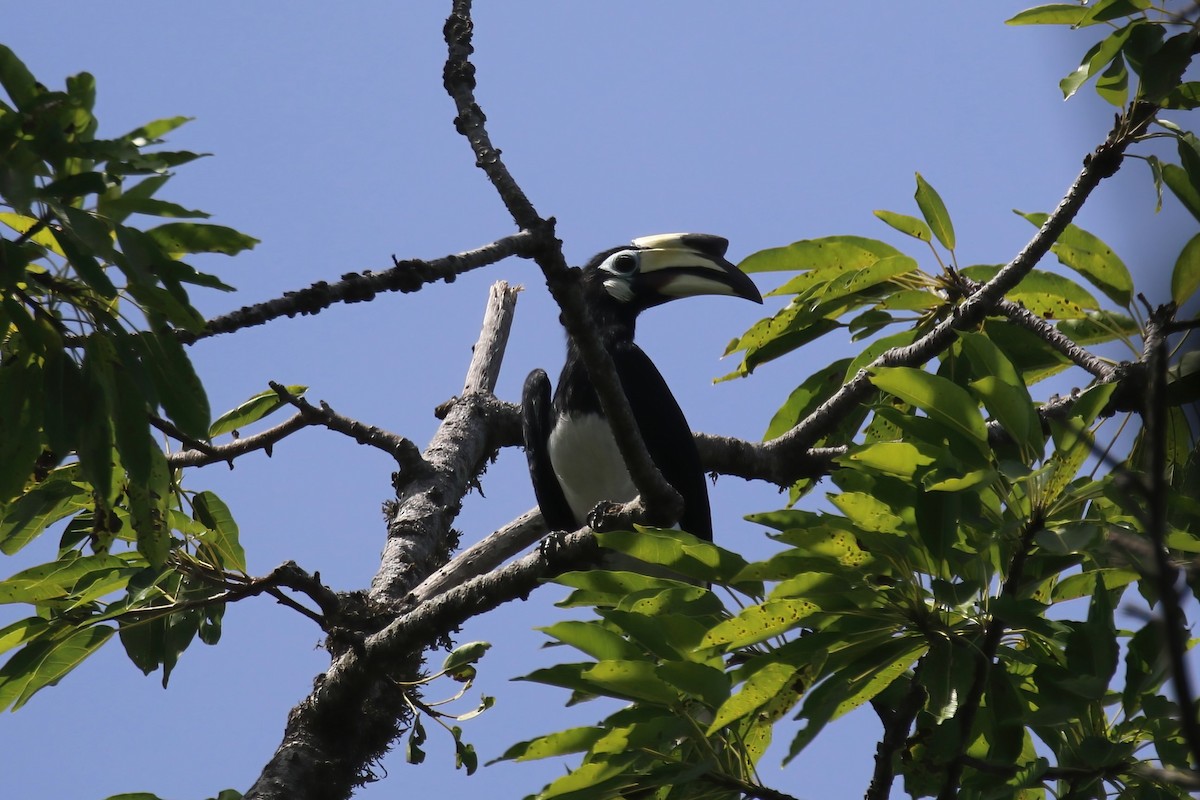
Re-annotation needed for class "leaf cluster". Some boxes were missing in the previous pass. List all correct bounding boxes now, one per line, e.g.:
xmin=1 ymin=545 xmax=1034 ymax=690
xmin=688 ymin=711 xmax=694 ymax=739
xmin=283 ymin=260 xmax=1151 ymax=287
xmin=0 ymin=48 xmax=261 ymax=708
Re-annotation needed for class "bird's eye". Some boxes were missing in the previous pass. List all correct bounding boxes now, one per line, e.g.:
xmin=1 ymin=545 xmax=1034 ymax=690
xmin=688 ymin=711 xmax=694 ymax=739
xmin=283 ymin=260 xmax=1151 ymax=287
xmin=609 ymin=252 xmax=638 ymax=275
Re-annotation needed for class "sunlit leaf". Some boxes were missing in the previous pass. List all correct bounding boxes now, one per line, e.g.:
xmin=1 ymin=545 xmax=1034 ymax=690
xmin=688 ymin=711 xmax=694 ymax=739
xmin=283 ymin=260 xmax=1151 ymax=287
xmin=209 ymin=386 xmax=306 ymax=438
xmin=1014 ymin=212 xmax=1133 ymax=306
xmin=914 ymin=173 xmax=955 ymax=251
xmin=869 ymin=367 xmax=989 ymax=450
xmin=1171 ymin=232 xmax=1200 ymax=306
xmin=874 ymin=210 xmax=931 ymax=242
xmin=0 ymin=625 xmax=114 ymax=711
xmin=1005 ymin=4 xmax=1090 ymax=25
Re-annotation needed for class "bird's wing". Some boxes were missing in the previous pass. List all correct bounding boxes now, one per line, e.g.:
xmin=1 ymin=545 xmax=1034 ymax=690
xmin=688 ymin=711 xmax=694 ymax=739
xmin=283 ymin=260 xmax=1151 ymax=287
xmin=613 ymin=344 xmax=714 ymax=541
xmin=522 ymin=368 xmax=577 ymax=531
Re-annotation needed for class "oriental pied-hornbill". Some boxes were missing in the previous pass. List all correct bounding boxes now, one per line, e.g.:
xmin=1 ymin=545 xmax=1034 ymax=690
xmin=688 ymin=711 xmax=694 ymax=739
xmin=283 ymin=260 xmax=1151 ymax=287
xmin=521 ymin=233 xmax=762 ymax=546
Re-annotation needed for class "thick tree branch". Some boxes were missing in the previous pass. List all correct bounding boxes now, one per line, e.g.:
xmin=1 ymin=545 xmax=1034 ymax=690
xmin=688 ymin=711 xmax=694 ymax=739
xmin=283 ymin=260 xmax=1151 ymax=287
xmin=245 ymin=282 xmax=521 ymax=800
xmin=373 ymin=280 xmax=520 ymax=603
xmin=409 ymin=508 xmax=546 ymax=604
xmin=183 ymin=231 xmax=537 ymax=344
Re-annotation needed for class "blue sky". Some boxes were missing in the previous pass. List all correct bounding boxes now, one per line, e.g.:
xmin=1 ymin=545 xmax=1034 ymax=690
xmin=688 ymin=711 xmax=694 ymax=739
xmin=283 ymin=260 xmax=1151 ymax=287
xmin=2 ymin=4 xmax=1194 ymax=799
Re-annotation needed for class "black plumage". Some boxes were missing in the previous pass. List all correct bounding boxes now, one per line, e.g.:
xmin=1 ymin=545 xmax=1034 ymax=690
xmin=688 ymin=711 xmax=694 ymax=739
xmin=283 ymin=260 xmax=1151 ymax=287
xmin=522 ymin=234 xmax=762 ymax=543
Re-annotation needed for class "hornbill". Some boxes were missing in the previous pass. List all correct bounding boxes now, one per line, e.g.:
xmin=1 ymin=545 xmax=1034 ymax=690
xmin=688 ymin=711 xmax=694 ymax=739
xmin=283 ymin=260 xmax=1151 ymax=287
xmin=521 ymin=233 xmax=763 ymax=547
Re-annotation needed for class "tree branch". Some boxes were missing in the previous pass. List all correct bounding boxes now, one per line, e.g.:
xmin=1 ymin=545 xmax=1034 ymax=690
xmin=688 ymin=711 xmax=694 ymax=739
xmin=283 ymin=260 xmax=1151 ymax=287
xmin=267 ymin=382 xmax=427 ymax=472
xmin=409 ymin=508 xmax=546 ymax=604
xmin=245 ymin=281 xmax=523 ymax=800
xmin=182 ymin=230 xmax=537 ymax=344
xmin=167 ymin=411 xmax=313 ymax=468
xmin=442 ymin=0 xmax=683 ymax=529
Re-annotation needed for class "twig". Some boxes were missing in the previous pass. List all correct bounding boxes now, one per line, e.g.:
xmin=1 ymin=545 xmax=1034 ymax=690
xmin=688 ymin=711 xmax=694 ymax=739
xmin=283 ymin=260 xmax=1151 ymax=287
xmin=267 ymin=382 xmax=427 ymax=472
xmin=182 ymin=230 xmax=537 ymax=344
xmin=167 ymin=411 xmax=314 ymax=468
xmin=866 ymin=674 xmax=927 ymax=800
xmin=118 ymin=560 xmax=338 ymax=629
xmin=701 ymin=771 xmax=804 ymax=800
xmin=149 ymin=412 xmax=218 ymax=456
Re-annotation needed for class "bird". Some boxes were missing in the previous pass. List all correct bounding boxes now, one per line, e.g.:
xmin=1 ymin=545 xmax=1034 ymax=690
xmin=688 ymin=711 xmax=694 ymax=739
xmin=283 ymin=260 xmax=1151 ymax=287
xmin=521 ymin=233 xmax=763 ymax=549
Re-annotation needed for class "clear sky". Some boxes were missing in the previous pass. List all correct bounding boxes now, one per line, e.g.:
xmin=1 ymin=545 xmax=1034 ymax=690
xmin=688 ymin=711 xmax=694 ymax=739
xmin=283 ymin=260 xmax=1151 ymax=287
xmin=2 ymin=4 xmax=1193 ymax=800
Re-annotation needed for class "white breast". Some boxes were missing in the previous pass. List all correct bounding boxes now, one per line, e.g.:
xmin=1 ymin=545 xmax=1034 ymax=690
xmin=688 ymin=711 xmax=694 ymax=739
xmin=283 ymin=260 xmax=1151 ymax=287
xmin=547 ymin=413 xmax=637 ymax=524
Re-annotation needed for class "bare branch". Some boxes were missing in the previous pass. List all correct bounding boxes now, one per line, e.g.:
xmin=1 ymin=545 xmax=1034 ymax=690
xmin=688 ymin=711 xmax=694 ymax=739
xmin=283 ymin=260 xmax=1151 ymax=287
xmin=167 ymin=411 xmax=313 ymax=468
xmin=183 ymin=230 xmax=537 ymax=344
xmin=372 ymin=281 xmax=520 ymax=602
xmin=409 ymin=508 xmax=546 ymax=604
xmin=268 ymin=382 xmax=427 ymax=472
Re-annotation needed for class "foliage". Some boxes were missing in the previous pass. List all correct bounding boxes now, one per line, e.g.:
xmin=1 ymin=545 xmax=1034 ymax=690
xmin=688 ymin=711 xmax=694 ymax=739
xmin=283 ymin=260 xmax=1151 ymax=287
xmin=1 ymin=2 xmax=1199 ymax=800
xmin=504 ymin=5 xmax=1200 ymax=798
xmin=0 ymin=46 xmax=269 ymax=708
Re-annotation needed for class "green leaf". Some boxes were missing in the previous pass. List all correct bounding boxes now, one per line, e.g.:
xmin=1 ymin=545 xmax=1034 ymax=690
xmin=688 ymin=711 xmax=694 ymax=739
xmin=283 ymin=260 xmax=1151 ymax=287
xmin=738 ymin=235 xmax=904 ymax=274
xmin=874 ymin=210 xmax=931 ymax=242
xmin=1163 ymin=162 xmax=1200 ymax=225
xmin=1138 ymin=30 xmax=1198 ymax=105
xmin=124 ymin=116 xmax=193 ymax=144
xmin=137 ymin=331 xmax=211 ymax=438
xmin=520 ymin=661 xmax=680 ymax=706
xmin=0 ymin=617 xmax=50 ymax=657
xmin=494 ymin=726 xmax=606 ymax=763
xmin=1095 ymin=54 xmax=1128 ymax=107
xmin=0 ymin=45 xmax=39 ymax=109
xmin=1014 ymin=212 xmax=1133 ymax=306
xmin=1005 ymin=4 xmax=1090 ymax=25
xmin=0 ymin=625 xmax=114 ymax=711
xmin=763 ymin=359 xmax=851 ymax=441
xmin=194 ymin=491 xmax=246 ymax=573
xmin=538 ymin=621 xmax=646 ymax=662
xmin=1171 ymin=232 xmax=1200 ymax=306
xmin=0 ymin=466 xmax=90 ymax=555
xmin=1079 ymin=0 xmax=1151 ymax=26
xmin=914 ymin=173 xmax=955 ymax=251
xmin=1059 ymin=25 xmax=1134 ymax=101
xmin=441 ymin=641 xmax=491 ymax=675
xmin=843 ymin=441 xmax=939 ymax=480
xmin=788 ymin=636 xmax=926 ymax=761
xmin=209 ymin=386 xmax=306 ymax=438
xmin=127 ymin=446 xmax=170 ymax=568
xmin=596 ymin=528 xmax=753 ymax=587
xmin=0 ymin=553 xmax=128 ymax=603
xmin=701 ymin=600 xmax=819 ymax=650
xmin=0 ymin=213 xmax=67 ymax=256
xmin=959 ymin=331 xmax=1042 ymax=458
xmin=708 ymin=661 xmax=798 ymax=733
xmin=655 ymin=662 xmax=729 ymax=708
xmin=869 ymin=367 xmax=988 ymax=450
xmin=1162 ymin=81 xmax=1200 ymax=111
xmin=145 ymin=223 xmax=258 ymax=257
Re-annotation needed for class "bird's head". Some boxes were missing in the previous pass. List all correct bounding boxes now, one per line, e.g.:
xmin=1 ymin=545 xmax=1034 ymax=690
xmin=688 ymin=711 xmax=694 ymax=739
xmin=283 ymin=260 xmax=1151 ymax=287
xmin=582 ymin=233 xmax=763 ymax=317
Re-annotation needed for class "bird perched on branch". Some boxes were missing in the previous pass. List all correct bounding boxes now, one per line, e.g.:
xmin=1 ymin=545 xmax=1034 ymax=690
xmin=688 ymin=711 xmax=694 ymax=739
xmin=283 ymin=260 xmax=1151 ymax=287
xmin=522 ymin=233 xmax=762 ymax=545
